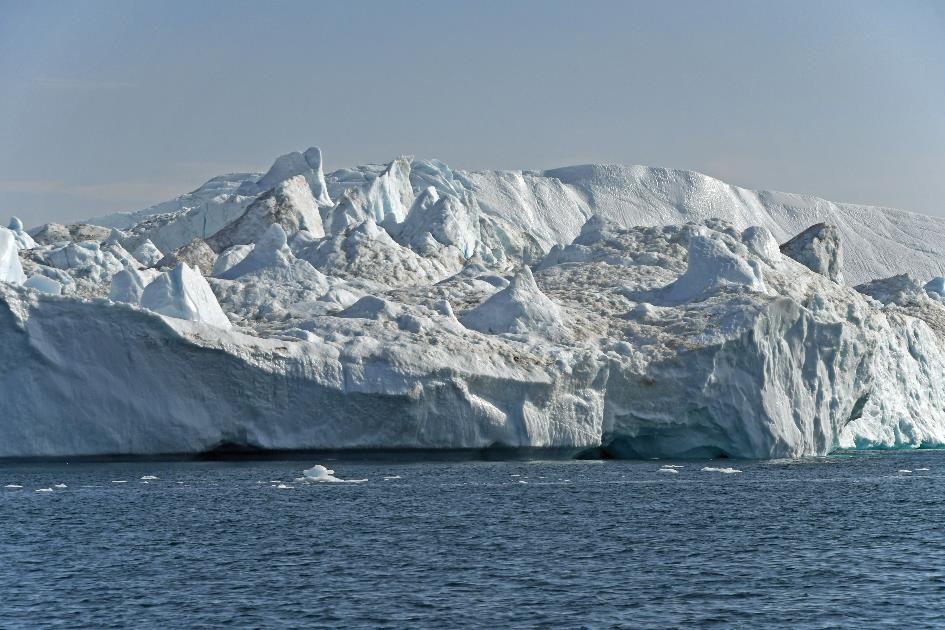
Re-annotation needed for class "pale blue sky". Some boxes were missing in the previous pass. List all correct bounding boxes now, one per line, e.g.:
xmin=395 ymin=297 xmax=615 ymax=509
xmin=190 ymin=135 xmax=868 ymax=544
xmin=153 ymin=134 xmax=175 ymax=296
xmin=1 ymin=0 xmax=943 ymax=227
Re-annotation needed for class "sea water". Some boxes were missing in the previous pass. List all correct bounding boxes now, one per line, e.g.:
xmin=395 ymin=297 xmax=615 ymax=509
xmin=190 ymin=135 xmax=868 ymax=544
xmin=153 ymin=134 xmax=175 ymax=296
xmin=2 ymin=451 xmax=945 ymax=628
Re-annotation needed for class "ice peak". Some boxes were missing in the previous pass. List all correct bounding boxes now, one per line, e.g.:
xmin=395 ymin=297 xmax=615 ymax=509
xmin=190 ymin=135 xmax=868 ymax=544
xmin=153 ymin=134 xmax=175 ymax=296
xmin=780 ymin=223 xmax=844 ymax=284
xmin=140 ymin=263 xmax=231 ymax=329
xmin=666 ymin=232 xmax=767 ymax=302
xmin=0 ymin=227 xmax=27 ymax=285
xmin=461 ymin=266 xmax=568 ymax=339
xmin=241 ymin=146 xmax=332 ymax=207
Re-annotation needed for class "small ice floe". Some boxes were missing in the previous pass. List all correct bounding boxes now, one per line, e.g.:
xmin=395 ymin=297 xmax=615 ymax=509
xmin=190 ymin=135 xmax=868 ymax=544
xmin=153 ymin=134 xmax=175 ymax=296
xmin=916 ymin=468 xmax=930 ymax=472
xmin=140 ymin=475 xmax=159 ymax=480
xmin=383 ymin=475 xmax=402 ymax=481
xmin=269 ymin=480 xmax=283 ymax=484
xmin=702 ymin=467 xmax=742 ymax=474
xmin=898 ymin=469 xmax=912 ymax=474
xmin=53 ymin=484 xmax=67 ymax=489
xmin=301 ymin=465 xmax=367 ymax=483
xmin=275 ymin=483 xmax=293 ymax=489
xmin=658 ymin=468 xmax=679 ymax=474
xmin=517 ymin=480 xmax=528 ymax=484
xmin=661 ymin=465 xmax=684 ymax=468
xmin=111 ymin=480 xmax=128 ymax=484
xmin=4 ymin=484 xmax=23 ymax=489
xmin=35 ymin=488 xmax=53 ymax=493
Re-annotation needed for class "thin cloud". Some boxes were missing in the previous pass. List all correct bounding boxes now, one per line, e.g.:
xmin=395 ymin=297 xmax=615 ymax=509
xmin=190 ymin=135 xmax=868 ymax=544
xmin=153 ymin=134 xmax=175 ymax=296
xmin=32 ymin=75 xmax=136 ymax=90
xmin=0 ymin=179 xmax=67 ymax=194
xmin=0 ymin=178 xmax=189 ymax=205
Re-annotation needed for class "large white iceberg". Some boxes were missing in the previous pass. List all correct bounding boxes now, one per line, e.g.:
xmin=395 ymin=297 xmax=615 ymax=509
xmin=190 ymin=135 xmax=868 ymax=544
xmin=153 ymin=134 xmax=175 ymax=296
xmin=3 ymin=146 xmax=945 ymax=459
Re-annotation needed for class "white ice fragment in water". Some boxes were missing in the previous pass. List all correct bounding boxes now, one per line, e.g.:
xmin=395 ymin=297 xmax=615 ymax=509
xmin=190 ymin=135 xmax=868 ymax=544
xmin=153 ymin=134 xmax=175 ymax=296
xmin=302 ymin=464 xmax=367 ymax=483
xmin=658 ymin=468 xmax=679 ymax=474
xmin=661 ymin=464 xmax=684 ymax=468
xmin=897 ymin=469 xmax=912 ymax=474
xmin=275 ymin=484 xmax=293 ymax=489
xmin=383 ymin=476 xmax=402 ymax=480
xmin=111 ymin=480 xmax=128 ymax=484
xmin=53 ymin=483 xmax=67 ymax=488
xmin=140 ymin=475 xmax=159 ymax=480
xmin=702 ymin=467 xmax=743 ymax=474
xmin=35 ymin=488 xmax=53 ymax=492
xmin=4 ymin=484 xmax=23 ymax=489
xmin=916 ymin=468 xmax=930 ymax=471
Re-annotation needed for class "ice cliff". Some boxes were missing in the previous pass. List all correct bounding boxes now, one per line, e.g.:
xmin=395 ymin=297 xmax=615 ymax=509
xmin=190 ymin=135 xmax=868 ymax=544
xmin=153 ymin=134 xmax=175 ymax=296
xmin=4 ymin=146 xmax=945 ymax=459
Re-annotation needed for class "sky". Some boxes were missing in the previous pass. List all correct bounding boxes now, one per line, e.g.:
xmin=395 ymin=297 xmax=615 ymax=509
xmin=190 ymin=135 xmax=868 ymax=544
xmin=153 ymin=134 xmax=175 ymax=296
xmin=1 ymin=0 xmax=943 ymax=228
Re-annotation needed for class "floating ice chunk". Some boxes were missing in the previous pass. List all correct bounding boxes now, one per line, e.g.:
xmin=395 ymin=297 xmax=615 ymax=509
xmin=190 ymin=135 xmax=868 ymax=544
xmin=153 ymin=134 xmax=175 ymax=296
xmin=661 ymin=464 xmax=684 ymax=468
xmin=35 ymin=488 xmax=53 ymax=492
xmin=383 ymin=475 xmax=402 ymax=480
xmin=0 ymin=227 xmax=27 ymax=284
xmin=275 ymin=483 xmax=293 ymax=489
xmin=141 ymin=263 xmax=231 ymax=329
xmin=53 ymin=483 xmax=67 ymax=488
xmin=24 ymin=274 xmax=62 ymax=295
xmin=302 ymin=464 xmax=367 ymax=483
xmin=701 ymin=467 xmax=742 ymax=474
xmin=658 ymin=468 xmax=679 ymax=474
xmin=897 ymin=469 xmax=912 ymax=474
xmin=111 ymin=480 xmax=128 ymax=484
xmin=4 ymin=484 xmax=22 ymax=489
xmin=916 ymin=468 xmax=930 ymax=471
xmin=140 ymin=475 xmax=159 ymax=480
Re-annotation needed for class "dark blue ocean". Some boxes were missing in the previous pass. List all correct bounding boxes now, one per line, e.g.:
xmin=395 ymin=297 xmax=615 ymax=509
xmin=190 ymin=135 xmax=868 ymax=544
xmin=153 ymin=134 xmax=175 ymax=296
xmin=3 ymin=451 xmax=945 ymax=629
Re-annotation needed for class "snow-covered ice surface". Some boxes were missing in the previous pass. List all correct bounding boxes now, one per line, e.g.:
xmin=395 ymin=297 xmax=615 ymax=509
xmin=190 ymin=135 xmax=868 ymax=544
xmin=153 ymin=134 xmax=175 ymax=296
xmin=5 ymin=146 xmax=945 ymax=458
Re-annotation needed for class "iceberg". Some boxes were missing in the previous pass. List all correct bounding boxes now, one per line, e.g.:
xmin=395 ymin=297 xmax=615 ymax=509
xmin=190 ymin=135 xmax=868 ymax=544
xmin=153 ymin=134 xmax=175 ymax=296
xmin=3 ymin=145 xmax=945 ymax=460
